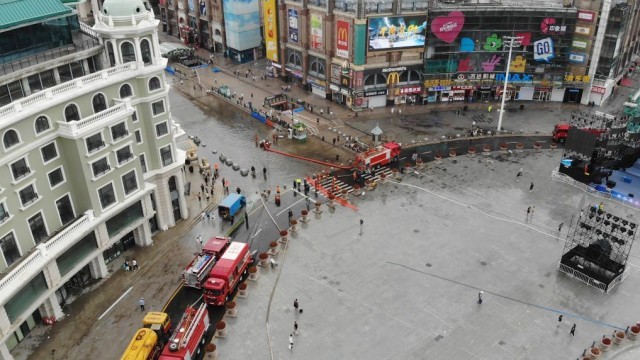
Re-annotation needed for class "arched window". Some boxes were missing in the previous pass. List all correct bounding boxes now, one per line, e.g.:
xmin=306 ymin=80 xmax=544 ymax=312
xmin=92 ymin=93 xmax=107 ymax=113
xmin=140 ymin=39 xmax=152 ymax=65
xmin=399 ymin=70 xmax=422 ymax=84
xmin=106 ymin=41 xmax=116 ymax=67
xmin=364 ymin=74 xmax=387 ymax=88
xmin=149 ymin=77 xmax=161 ymax=91
xmin=64 ymin=104 xmax=80 ymax=122
xmin=309 ymin=59 xmax=326 ymax=78
xmin=3 ymin=130 xmax=20 ymax=149
xmin=119 ymin=84 xmax=133 ymax=98
xmin=121 ymin=42 xmax=136 ymax=63
xmin=287 ymin=53 xmax=302 ymax=68
xmin=35 ymin=116 xmax=50 ymax=134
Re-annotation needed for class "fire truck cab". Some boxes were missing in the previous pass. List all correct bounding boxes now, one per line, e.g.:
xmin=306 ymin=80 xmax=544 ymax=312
xmin=203 ymin=242 xmax=253 ymax=306
xmin=354 ymin=141 xmax=401 ymax=171
xmin=182 ymin=236 xmax=231 ymax=289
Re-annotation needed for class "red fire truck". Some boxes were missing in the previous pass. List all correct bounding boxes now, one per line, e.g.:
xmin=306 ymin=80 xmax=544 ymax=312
xmin=158 ymin=303 xmax=210 ymax=360
xmin=203 ymin=242 xmax=253 ymax=306
xmin=182 ymin=236 xmax=230 ymax=289
xmin=354 ymin=141 xmax=401 ymax=171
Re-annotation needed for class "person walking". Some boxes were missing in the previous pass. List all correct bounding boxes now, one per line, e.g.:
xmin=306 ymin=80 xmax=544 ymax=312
xmin=516 ymin=168 xmax=523 ymax=181
xmin=477 ymin=291 xmax=483 ymax=304
xmin=197 ymin=192 xmax=202 ymax=203
xmin=526 ymin=206 xmax=531 ymax=222
xmin=132 ymin=258 xmax=138 ymax=270
xmin=558 ymin=223 xmax=564 ymax=233
xmin=230 ymin=215 xmax=235 ymax=225
xmin=289 ymin=334 xmax=294 ymax=350
xmin=201 ymin=211 xmax=206 ymax=223
xmin=294 ymin=299 xmax=299 ymax=313
xmin=139 ymin=297 xmax=145 ymax=311
xmin=529 ymin=182 xmax=534 ymax=192
xmin=294 ymin=321 xmax=299 ymax=335
xmin=197 ymin=235 xmax=203 ymax=250
xmin=570 ymin=323 xmax=576 ymax=336
xmin=557 ymin=315 xmax=563 ymax=328
xmin=360 ymin=219 xmax=364 ymax=234
xmin=244 ymin=212 xmax=249 ymax=229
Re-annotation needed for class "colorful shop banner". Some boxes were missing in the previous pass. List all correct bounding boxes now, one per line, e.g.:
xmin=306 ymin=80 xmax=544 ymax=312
xmin=577 ymin=10 xmax=596 ymax=22
xmin=288 ymin=9 xmax=299 ymax=43
xmin=199 ymin=0 xmax=206 ymax=15
xmin=569 ymin=52 xmax=587 ymax=65
xmin=336 ymin=20 xmax=350 ymax=58
xmin=541 ymin=18 xmax=567 ymax=35
xmin=533 ymin=38 xmax=555 ymax=62
xmin=367 ymin=15 xmax=427 ymax=51
xmin=263 ymin=0 xmax=278 ymax=62
xmin=310 ymin=14 xmax=323 ymax=51
xmin=431 ymin=11 xmax=464 ymax=44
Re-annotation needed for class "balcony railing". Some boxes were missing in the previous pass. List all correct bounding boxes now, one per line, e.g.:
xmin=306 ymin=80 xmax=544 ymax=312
xmin=12 ymin=166 xmax=31 ymax=180
xmin=58 ymin=103 xmax=134 ymax=138
xmin=0 ymin=62 xmax=137 ymax=120
xmin=0 ymin=211 xmax=95 ymax=303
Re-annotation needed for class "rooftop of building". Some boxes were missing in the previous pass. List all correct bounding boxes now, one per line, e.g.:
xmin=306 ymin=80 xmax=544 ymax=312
xmin=431 ymin=0 xmax=571 ymax=9
xmin=0 ymin=0 xmax=72 ymax=31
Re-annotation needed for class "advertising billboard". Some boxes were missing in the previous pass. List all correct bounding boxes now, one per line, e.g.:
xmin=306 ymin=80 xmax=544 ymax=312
xmin=310 ymin=14 xmax=323 ymax=51
xmin=368 ymin=15 xmax=427 ymax=50
xmin=223 ymin=0 xmax=261 ymax=51
xmin=288 ymin=9 xmax=299 ymax=43
xmin=336 ymin=20 xmax=349 ymax=58
xmin=262 ymin=0 xmax=278 ymax=61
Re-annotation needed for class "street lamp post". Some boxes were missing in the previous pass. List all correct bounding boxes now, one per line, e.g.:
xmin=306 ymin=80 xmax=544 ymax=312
xmin=497 ymin=36 xmax=522 ymax=132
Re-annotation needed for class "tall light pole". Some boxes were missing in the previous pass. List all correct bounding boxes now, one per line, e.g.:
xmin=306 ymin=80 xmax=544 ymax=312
xmin=497 ymin=36 xmax=522 ymax=132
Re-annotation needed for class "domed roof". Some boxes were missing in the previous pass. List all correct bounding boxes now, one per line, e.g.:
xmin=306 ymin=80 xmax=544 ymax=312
xmin=101 ymin=0 xmax=147 ymax=17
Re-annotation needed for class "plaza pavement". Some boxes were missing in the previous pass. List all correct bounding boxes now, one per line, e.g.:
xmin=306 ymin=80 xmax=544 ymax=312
xmin=213 ymin=149 xmax=640 ymax=360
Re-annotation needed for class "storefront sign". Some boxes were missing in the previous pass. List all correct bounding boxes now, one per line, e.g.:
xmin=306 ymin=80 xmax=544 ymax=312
xmin=424 ymin=79 xmax=453 ymax=87
xmin=431 ymin=11 xmax=465 ymax=44
xmin=331 ymin=64 xmax=341 ymax=84
xmin=329 ymin=84 xmax=339 ymax=92
xmin=262 ymin=0 xmax=278 ymax=62
xmin=364 ymin=89 xmax=387 ymax=96
xmin=288 ymin=9 xmax=299 ymax=43
xmin=569 ymin=52 xmax=587 ymax=64
xmin=591 ymin=86 xmax=606 ymax=94
xmin=452 ymin=86 xmax=474 ymax=90
xmin=572 ymin=40 xmax=588 ymax=50
xmin=540 ymin=18 xmax=567 ymax=35
xmin=340 ymin=88 xmax=350 ymax=96
xmin=307 ymin=77 xmax=327 ymax=88
xmin=575 ymin=26 xmax=592 ymax=36
xmin=340 ymin=74 xmax=351 ymax=88
xmin=336 ymin=20 xmax=350 ymax=59
xmin=577 ymin=10 xmax=596 ymax=22
xmin=534 ymin=38 xmax=555 ymax=62
xmin=310 ymin=14 xmax=323 ymax=51
xmin=428 ymin=86 xmax=451 ymax=91
xmin=399 ymin=86 xmax=422 ymax=94
xmin=382 ymin=66 xmax=407 ymax=73
xmin=456 ymin=73 xmax=496 ymax=81
xmin=564 ymin=74 xmax=591 ymax=83
xmin=286 ymin=67 xmax=303 ymax=78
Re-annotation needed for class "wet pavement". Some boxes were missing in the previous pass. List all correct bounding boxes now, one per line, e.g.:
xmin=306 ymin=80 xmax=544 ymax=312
xmin=12 ymin=34 xmax=640 ymax=359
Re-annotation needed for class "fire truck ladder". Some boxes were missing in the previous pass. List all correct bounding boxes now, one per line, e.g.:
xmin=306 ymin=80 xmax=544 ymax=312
xmin=172 ymin=304 xmax=206 ymax=350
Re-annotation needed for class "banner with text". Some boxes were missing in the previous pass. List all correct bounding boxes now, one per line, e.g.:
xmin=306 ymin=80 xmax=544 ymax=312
xmin=336 ymin=20 xmax=350 ymax=59
xmin=263 ymin=0 xmax=278 ymax=61
xmin=288 ymin=9 xmax=299 ymax=43
xmin=310 ymin=14 xmax=323 ymax=51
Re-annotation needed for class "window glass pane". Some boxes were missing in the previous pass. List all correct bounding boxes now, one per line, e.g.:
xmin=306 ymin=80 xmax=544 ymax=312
xmin=99 ymin=184 xmax=116 ymax=208
xmin=11 ymin=158 xmax=29 ymax=180
xmin=35 ymin=116 xmax=50 ymax=133
xmin=8 ymin=81 xmax=23 ymax=101
xmin=64 ymin=104 xmax=80 ymax=122
xmin=120 ymin=84 xmax=132 ymax=98
xmin=141 ymin=39 xmax=152 ymax=64
xmin=28 ymin=214 xmax=47 ymax=244
xmin=156 ymin=122 xmax=168 ymax=137
xmin=19 ymin=185 xmax=38 ymax=206
xmin=4 ymin=130 xmax=19 ymax=148
xmin=135 ymin=130 xmax=142 ymax=143
xmin=92 ymin=158 xmax=110 ymax=177
xmin=0 ymin=233 xmax=20 ymax=266
xmin=41 ymin=143 xmax=57 ymax=162
xmin=40 ymin=70 xmax=55 ymax=88
xmin=92 ymin=94 xmax=107 ymax=113
xmin=121 ymin=42 xmax=136 ymax=63
xmin=56 ymin=195 xmax=75 ymax=225
xmin=86 ymin=133 xmax=104 ymax=152
xmin=140 ymin=154 xmax=147 ymax=173
xmin=123 ymin=171 xmax=138 ymax=194
xmin=152 ymin=101 xmax=165 ymax=115
xmin=48 ymin=168 xmax=64 ymax=187
xmin=70 ymin=61 xmax=84 ymax=79
xmin=28 ymin=74 xmax=43 ymax=93
xmin=149 ymin=77 xmax=161 ymax=90
xmin=160 ymin=146 xmax=173 ymax=166
xmin=58 ymin=64 xmax=72 ymax=83
xmin=0 ymin=204 xmax=8 ymax=220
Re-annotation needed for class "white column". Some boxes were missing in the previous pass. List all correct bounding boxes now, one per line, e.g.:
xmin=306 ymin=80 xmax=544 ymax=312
xmin=42 ymin=262 xmax=62 ymax=289
xmin=133 ymin=222 xmax=153 ymax=246
xmin=151 ymin=31 xmax=162 ymax=64
xmin=94 ymin=224 xmax=111 ymax=248
xmin=82 ymin=59 xmax=91 ymax=75
xmin=134 ymin=37 xmax=143 ymax=66
xmin=0 ymin=341 xmax=12 ymax=360
xmin=20 ymin=78 xmax=31 ymax=96
xmin=38 ymin=293 xmax=64 ymax=321
xmin=175 ymin=170 xmax=189 ymax=220
xmin=0 ymin=307 xmax=11 ymax=338
xmin=111 ymin=40 xmax=121 ymax=65
xmin=52 ymin=68 xmax=61 ymax=84
xmin=88 ymin=255 xmax=109 ymax=279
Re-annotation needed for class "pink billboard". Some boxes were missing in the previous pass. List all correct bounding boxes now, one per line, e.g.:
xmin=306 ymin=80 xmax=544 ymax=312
xmin=431 ymin=11 xmax=464 ymax=44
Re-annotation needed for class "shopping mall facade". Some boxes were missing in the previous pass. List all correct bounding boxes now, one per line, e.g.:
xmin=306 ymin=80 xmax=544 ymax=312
xmin=263 ymin=0 xmax=639 ymax=108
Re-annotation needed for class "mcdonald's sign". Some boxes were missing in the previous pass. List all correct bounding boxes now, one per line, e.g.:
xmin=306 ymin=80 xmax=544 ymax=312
xmin=386 ymin=72 xmax=400 ymax=85
xmin=336 ymin=20 xmax=349 ymax=59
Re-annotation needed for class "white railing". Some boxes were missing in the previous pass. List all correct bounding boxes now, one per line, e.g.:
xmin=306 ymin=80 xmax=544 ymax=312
xmin=57 ymin=103 xmax=133 ymax=137
xmin=557 ymin=263 xmax=608 ymax=292
xmin=79 ymin=22 xmax=99 ymax=39
xmin=0 ymin=62 xmax=137 ymax=120
xmin=0 ymin=210 xmax=95 ymax=304
xmin=551 ymin=170 xmax=640 ymax=212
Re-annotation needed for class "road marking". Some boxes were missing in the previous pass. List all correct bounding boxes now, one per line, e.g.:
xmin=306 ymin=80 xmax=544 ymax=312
xmin=98 ymin=286 xmax=133 ymax=320
xmin=251 ymin=228 xmax=263 ymax=239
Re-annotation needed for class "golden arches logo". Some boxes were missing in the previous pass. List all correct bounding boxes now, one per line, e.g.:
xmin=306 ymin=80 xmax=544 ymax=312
xmin=386 ymin=72 xmax=400 ymax=85
xmin=338 ymin=26 xmax=348 ymax=41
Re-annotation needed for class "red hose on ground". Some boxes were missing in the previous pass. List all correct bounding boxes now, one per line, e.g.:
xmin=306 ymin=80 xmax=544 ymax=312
xmin=264 ymin=147 xmax=353 ymax=170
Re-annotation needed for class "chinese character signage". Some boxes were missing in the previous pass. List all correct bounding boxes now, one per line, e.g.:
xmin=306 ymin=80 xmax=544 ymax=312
xmin=310 ymin=14 xmax=323 ymax=51
xmin=564 ymin=74 xmax=591 ymax=83
xmin=336 ymin=20 xmax=350 ymax=59
xmin=262 ymin=0 xmax=278 ymax=62
xmin=577 ymin=10 xmax=596 ymax=22
xmin=431 ymin=11 xmax=464 ymax=43
xmin=288 ymin=9 xmax=299 ymax=43
xmin=541 ymin=18 xmax=567 ymax=35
